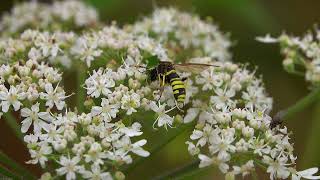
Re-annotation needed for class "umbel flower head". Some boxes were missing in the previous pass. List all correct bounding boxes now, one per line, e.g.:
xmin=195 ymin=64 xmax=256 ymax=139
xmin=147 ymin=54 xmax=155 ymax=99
xmin=0 ymin=0 xmax=99 ymax=36
xmin=257 ymin=28 xmax=320 ymax=87
xmin=127 ymin=8 xmax=232 ymax=62
xmin=0 ymin=0 xmax=319 ymax=179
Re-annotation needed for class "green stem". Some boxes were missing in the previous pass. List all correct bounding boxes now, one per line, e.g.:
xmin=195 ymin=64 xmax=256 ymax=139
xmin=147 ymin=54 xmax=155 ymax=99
xmin=272 ymin=86 xmax=320 ymax=127
xmin=287 ymin=70 xmax=305 ymax=77
xmin=123 ymin=122 xmax=196 ymax=173
xmin=253 ymin=158 xmax=267 ymax=171
xmin=3 ymin=112 xmax=23 ymax=141
xmin=76 ymin=63 xmax=87 ymax=113
xmin=152 ymin=160 xmax=211 ymax=180
xmin=302 ymin=102 xmax=320 ymax=166
xmin=251 ymin=170 xmax=259 ymax=180
xmin=0 ymin=164 xmax=20 ymax=179
xmin=0 ymin=151 xmax=36 ymax=179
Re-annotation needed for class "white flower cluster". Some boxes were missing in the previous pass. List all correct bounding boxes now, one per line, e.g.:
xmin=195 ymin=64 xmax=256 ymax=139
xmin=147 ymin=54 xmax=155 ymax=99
xmin=0 ymin=60 xmax=67 ymax=130
xmin=180 ymin=58 xmax=320 ymax=179
xmin=0 ymin=1 xmax=318 ymax=179
xmin=25 ymin=111 xmax=148 ymax=180
xmin=0 ymin=30 xmax=76 ymax=68
xmin=257 ymin=29 xmax=320 ymax=87
xmin=128 ymin=8 xmax=232 ymax=62
xmin=0 ymin=0 xmax=98 ymax=35
xmin=0 ymin=25 xmax=169 ymax=69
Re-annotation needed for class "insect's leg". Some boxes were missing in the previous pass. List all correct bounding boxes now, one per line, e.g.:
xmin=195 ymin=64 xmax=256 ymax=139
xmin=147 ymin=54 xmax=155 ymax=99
xmin=175 ymin=100 xmax=184 ymax=112
xmin=162 ymin=73 xmax=166 ymax=86
xmin=157 ymin=74 xmax=166 ymax=101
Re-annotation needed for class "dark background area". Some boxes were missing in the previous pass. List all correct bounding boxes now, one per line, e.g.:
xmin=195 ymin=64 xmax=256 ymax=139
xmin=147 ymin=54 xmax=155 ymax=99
xmin=0 ymin=0 xmax=319 ymax=179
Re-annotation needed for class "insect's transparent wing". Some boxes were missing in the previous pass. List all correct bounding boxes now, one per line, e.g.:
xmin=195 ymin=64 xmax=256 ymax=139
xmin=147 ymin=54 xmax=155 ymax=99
xmin=173 ymin=63 xmax=220 ymax=73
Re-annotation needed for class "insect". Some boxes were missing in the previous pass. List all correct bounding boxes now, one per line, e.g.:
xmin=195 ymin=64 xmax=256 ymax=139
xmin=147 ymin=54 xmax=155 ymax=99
xmin=147 ymin=60 xmax=219 ymax=108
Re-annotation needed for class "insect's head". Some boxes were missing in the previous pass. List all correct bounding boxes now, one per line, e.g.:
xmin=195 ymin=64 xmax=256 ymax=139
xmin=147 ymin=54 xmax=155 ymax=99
xmin=142 ymin=54 xmax=160 ymax=70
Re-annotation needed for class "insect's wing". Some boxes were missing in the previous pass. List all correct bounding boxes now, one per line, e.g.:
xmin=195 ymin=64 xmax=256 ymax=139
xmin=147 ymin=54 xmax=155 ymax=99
xmin=173 ymin=63 xmax=220 ymax=73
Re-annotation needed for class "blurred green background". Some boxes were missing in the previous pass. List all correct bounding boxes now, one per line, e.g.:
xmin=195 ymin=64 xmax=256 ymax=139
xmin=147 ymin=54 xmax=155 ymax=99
xmin=1 ymin=0 xmax=320 ymax=179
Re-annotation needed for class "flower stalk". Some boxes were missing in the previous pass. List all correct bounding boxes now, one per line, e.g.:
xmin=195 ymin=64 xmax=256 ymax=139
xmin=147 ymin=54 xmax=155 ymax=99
xmin=272 ymin=86 xmax=320 ymax=128
xmin=3 ymin=112 xmax=23 ymax=141
xmin=152 ymin=159 xmax=211 ymax=180
xmin=76 ymin=63 xmax=87 ymax=113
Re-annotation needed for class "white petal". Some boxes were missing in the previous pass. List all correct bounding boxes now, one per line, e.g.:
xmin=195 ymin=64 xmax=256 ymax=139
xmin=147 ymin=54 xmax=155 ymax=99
xmin=91 ymin=106 xmax=102 ymax=116
xmin=149 ymin=101 xmax=159 ymax=112
xmin=183 ymin=108 xmax=199 ymax=123
xmin=255 ymin=34 xmax=278 ymax=43
xmin=134 ymin=139 xmax=147 ymax=147
xmin=190 ymin=130 xmax=203 ymax=140
xmin=21 ymin=118 xmax=32 ymax=133
xmin=45 ymin=83 xmax=53 ymax=93
xmin=39 ymin=112 xmax=53 ymax=122
xmin=12 ymin=101 xmax=21 ymax=111
xmin=21 ymin=108 xmax=31 ymax=117
xmin=2 ymin=101 xmax=10 ymax=112
xmin=298 ymin=168 xmax=319 ymax=176
xmin=132 ymin=148 xmax=150 ymax=157
xmin=198 ymin=154 xmax=212 ymax=168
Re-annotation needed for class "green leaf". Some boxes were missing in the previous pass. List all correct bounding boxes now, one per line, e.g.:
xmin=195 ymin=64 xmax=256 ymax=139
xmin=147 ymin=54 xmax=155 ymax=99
xmin=152 ymin=160 xmax=213 ymax=180
xmin=0 ymin=151 xmax=36 ymax=179
xmin=0 ymin=164 xmax=21 ymax=179
xmin=76 ymin=63 xmax=87 ymax=113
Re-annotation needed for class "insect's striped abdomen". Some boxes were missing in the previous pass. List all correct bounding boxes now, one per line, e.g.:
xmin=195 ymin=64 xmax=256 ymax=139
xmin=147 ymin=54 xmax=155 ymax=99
xmin=166 ymin=69 xmax=186 ymax=104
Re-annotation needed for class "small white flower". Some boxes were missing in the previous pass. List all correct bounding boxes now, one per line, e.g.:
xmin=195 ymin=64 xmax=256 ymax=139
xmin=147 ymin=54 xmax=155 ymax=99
xmin=263 ymin=155 xmax=290 ymax=180
xmin=56 ymin=156 xmax=84 ymax=180
xmin=209 ymin=128 xmax=236 ymax=160
xmin=26 ymin=143 xmax=52 ymax=168
xmin=190 ymin=124 xmax=214 ymax=147
xmin=21 ymin=103 xmax=53 ymax=134
xmin=210 ymin=87 xmax=236 ymax=109
xmin=198 ymin=154 xmax=229 ymax=173
xmin=81 ymin=164 xmax=113 ymax=180
xmin=118 ymin=122 xmax=143 ymax=137
xmin=185 ymin=141 xmax=200 ymax=156
xmin=121 ymin=92 xmax=140 ymax=115
xmin=71 ymin=36 xmax=102 ymax=67
xmin=256 ymin=34 xmax=279 ymax=43
xmin=40 ymin=83 xmax=69 ymax=110
xmin=291 ymin=167 xmax=320 ymax=180
xmin=91 ymin=98 xmax=119 ymax=122
xmin=84 ymin=142 xmax=107 ymax=165
xmin=0 ymin=86 xmax=25 ymax=112
xmin=85 ymin=69 xmax=115 ymax=98
xmin=149 ymin=101 xmax=175 ymax=129
xmin=34 ymin=32 xmax=60 ymax=57
xmin=233 ymin=160 xmax=254 ymax=177
xmin=114 ymin=136 xmax=150 ymax=157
